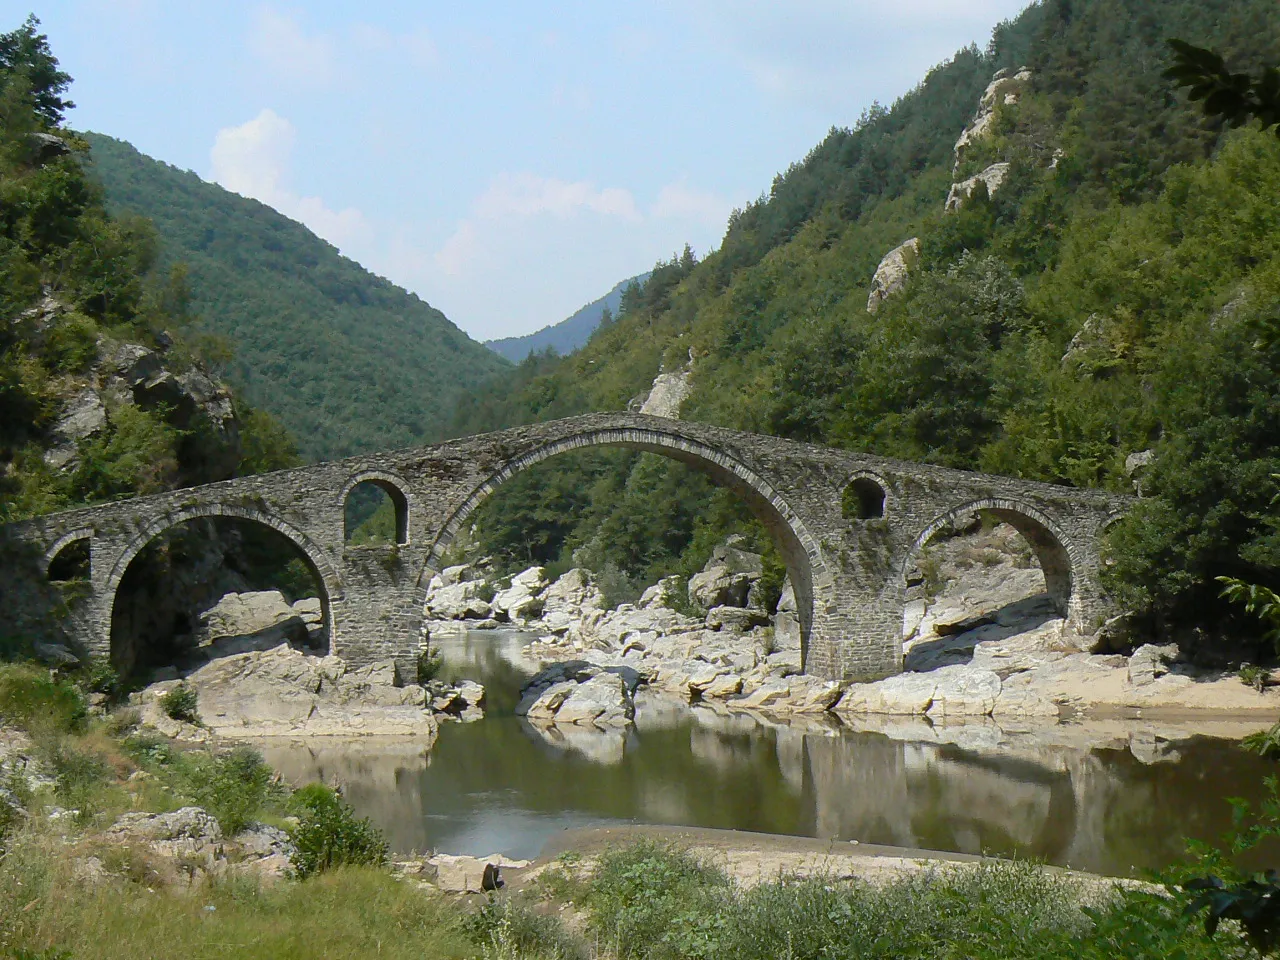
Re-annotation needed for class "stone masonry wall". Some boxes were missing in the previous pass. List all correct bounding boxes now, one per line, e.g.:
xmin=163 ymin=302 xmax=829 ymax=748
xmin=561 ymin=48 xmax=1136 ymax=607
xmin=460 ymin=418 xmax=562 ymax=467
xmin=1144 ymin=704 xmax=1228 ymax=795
xmin=1 ymin=413 xmax=1129 ymax=683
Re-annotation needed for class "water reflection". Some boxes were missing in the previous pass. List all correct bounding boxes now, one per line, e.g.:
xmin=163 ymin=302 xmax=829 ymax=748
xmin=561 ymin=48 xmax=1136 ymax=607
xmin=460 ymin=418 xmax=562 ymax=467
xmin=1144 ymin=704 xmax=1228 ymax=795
xmin=258 ymin=629 xmax=1279 ymax=876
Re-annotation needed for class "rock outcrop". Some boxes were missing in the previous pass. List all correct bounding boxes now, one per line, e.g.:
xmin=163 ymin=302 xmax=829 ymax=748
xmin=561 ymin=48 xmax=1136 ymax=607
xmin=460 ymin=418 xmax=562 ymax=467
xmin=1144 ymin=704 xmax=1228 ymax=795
xmin=93 ymin=806 xmax=296 ymax=887
xmin=945 ymin=162 xmax=1011 ymax=212
xmin=866 ymin=238 xmax=921 ymax=313
xmin=952 ymin=67 xmax=1033 ymax=172
xmin=517 ymin=661 xmax=639 ymax=728
xmin=638 ymin=358 xmax=694 ymax=419
xmin=133 ymin=644 xmax=442 ymax=740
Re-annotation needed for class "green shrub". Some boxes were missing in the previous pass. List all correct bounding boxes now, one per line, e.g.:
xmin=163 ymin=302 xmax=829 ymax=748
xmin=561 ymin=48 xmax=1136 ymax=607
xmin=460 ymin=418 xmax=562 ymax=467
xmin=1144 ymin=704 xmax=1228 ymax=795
xmin=180 ymin=747 xmax=278 ymax=836
xmin=79 ymin=661 xmax=121 ymax=701
xmin=0 ymin=664 xmax=86 ymax=736
xmin=158 ymin=682 xmax=199 ymax=724
xmin=1239 ymin=663 xmax=1271 ymax=692
xmin=0 ymin=791 xmax=22 ymax=854
xmin=41 ymin=739 xmax=109 ymax=825
xmin=286 ymin=783 xmax=388 ymax=879
xmin=462 ymin=897 xmax=585 ymax=960
xmin=585 ymin=841 xmax=730 ymax=959
xmin=415 ymin=647 xmax=443 ymax=685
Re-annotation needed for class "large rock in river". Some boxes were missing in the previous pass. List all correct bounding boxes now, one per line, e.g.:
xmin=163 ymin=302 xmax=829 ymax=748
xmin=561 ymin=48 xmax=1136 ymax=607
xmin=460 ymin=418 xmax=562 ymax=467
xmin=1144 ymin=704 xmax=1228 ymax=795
xmin=135 ymin=644 xmax=440 ymax=740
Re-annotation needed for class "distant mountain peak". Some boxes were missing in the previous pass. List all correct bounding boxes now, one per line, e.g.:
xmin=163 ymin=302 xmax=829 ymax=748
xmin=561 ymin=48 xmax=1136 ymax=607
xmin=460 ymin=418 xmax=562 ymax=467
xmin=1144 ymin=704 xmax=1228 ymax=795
xmin=486 ymin=272 xmax=650 ymax=362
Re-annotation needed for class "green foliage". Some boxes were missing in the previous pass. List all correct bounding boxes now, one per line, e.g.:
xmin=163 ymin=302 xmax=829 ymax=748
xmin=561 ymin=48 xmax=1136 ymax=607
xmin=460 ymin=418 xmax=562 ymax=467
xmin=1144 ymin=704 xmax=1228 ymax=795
xmin=1166 ymin=41 xmax=1280 ymax=136
xmin=1221 ymin=578 xmax=1280 ymax=651
xmin=414 ymin=646 xmax=442 ymax=685
xmin=177 ymin=746 xmax=276 ymax=836
xmin=1181 ymin=776 xmax=1280 ymax=956
xmin=286 ymin=783 xmax=388 ymax=879
xmin=1240 ymin=664 xmax=1273 ymax=692
xmin=0 ymin=663 xmax=86 ymax=736
xmin=1243 ymin=722 xmax=1280 ymax=760
xmin=560 ymin=841 xmax=1237 ymax=960
xmin=39 ymin=737 xmax=109 ymax=825
xmin=84 ymin=133 xmax=511 ymax=461
xmin=584 ymin=841 xmax=731 ymax=959
xmin=462 ymin=898 xmax=585 ymax=960
xmin=0 ymin=16 xmax=73 ymax=126
xmin=158 ymin=682 xmax=198 ymax=724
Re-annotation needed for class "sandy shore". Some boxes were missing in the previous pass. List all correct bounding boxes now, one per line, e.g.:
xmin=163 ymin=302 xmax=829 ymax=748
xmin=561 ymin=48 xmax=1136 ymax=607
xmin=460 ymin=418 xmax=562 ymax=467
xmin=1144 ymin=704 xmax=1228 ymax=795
xmin=521 ymin=824 xmax=1137 ymax=889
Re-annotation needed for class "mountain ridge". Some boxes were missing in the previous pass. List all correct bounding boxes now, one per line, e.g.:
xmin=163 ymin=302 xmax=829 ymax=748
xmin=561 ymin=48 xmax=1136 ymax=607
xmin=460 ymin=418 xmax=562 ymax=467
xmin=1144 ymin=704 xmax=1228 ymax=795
xmin=485 ymin=272 xmax=651 ymax=362
xmin=83 ymin=133 xmax=510 ymax=461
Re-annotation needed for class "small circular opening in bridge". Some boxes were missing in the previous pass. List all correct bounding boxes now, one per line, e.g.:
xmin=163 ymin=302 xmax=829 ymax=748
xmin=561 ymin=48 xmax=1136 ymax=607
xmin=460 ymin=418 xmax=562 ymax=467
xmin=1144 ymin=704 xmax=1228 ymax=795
xmin=109 ymin=517 xmax=330 ymax=678
xmin=842 ymin=477 xmax=886 ymax=520
xmin=48 ymin=537 xmax=90 ymax=582
xmin=345 ymin=479 xmax=409 ymax=545
xmin=902 ymin=507 xmax=1073 ymax=673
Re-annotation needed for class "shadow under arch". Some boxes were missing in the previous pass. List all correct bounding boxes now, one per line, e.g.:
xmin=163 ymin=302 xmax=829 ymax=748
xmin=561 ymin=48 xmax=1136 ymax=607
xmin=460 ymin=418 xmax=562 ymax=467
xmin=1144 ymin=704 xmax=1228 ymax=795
xmin=102 ymin=502 xmax=345 ymax=663
xmin=903 ymin=497 xmax=1082 ymax=618
xmin=44 ymin=526 xmax=94 ymax=578
xmin=419 ymin=425 xmax=835 ymax=668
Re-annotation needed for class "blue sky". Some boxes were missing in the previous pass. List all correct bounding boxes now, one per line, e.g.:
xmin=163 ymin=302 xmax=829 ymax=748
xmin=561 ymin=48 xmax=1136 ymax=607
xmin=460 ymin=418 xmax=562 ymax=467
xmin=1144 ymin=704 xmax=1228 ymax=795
xmin=30 ymin=1 xmax=1033 ymax=341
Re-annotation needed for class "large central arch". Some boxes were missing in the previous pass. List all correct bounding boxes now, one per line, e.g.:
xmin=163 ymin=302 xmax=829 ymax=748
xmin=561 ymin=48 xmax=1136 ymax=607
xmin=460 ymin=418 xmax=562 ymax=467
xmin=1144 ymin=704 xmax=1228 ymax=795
xmin=418 ymin=425 xmax=836 ymax=664
xmin=101 ymin=502 xmax=346 ymax=663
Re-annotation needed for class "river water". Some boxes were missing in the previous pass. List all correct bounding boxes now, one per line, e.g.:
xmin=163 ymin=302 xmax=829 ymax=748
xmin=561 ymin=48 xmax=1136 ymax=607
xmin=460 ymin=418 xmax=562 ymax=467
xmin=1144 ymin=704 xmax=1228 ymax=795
xmin=260 ymin=628 xmax=1279 ymax=877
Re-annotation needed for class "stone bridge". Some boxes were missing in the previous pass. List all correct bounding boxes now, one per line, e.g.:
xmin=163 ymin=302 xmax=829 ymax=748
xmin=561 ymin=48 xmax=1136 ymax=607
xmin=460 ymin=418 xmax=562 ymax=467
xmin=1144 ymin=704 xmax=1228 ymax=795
xmin=3 ymin=413 xmax=1130 ymax=683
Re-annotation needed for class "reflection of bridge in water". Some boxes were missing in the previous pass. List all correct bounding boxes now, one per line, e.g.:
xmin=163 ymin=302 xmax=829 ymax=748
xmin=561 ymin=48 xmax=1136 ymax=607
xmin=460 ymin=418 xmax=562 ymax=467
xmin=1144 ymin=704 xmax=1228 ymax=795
xmin=4 ymin=413 xmax=1127 ymax=682
xmin=260 ymin=697 xmax=1270 ymax=876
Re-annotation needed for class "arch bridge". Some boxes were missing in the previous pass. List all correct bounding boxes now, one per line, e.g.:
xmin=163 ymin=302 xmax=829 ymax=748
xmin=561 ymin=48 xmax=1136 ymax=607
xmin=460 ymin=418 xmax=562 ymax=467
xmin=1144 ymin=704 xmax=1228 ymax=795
xmin=2 ymin=413 xmax=1129 ymax=683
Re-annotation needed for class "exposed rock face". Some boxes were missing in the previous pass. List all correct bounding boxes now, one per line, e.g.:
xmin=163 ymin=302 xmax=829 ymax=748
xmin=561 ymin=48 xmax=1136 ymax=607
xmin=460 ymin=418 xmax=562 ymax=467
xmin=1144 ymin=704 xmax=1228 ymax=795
xmin=196 ymin=590 xmax=318 ymax=654
xmin=945 ymin=162 xmax=1011 ymax=211
xmin=492 ymin=567 xmax=548 ymax=622
xmin=426 ymin=579 xmax=493 ymax=620
xmin=953 ymin=67 xmax=1033 ymax=171
xmin=42 ymin=332 xmax=241 ymax=478
xmin=639 ymin=364 xmax=694 ymax=419
xmin=133 ymin=644 xmax=441 ymax=739
xmin=688 ymin=536 xmax=764 ymax=611
xmin=866 ymin=238 xmax=921 ymax=313
xmin=1124 ymin=450 xmax=1155 ymax=496
xmin=1127 ymin=643 xmax=1179 ymax=686
xmin=518 ymin=661 xmax=638 ymax=728
xmin=100 ymin=807 xmax=295 ymax=886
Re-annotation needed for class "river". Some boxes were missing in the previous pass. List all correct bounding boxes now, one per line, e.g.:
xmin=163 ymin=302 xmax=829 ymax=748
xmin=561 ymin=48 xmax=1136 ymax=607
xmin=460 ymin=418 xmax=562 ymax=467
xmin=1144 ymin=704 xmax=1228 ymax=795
xmin=260 ymin=628 xmax=1279 ymax=877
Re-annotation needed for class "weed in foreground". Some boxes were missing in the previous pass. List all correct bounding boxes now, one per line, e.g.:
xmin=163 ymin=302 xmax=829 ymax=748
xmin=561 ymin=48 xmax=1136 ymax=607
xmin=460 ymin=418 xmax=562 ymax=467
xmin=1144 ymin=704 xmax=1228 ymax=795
xmin=287 ymin=783 xmax=388 ymax=878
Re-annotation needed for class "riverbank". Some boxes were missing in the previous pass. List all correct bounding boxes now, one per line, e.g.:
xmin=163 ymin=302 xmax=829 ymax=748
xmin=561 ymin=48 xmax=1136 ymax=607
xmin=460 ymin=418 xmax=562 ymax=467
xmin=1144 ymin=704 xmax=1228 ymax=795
xmin=0 ymin=659 xmax=1267 ymax=960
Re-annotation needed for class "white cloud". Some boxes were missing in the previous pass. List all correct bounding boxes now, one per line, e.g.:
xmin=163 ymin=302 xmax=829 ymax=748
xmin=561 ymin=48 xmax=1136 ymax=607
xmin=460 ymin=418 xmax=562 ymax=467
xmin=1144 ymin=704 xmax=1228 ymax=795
xmin=210 ymin=109 xmax=372 ymax=253
xmin=673 ymin=0 xmax=1033 ymax=108
xmin=248 ymin=9 xmax=439 ymax=86
xmin=651 ymin=181 xmax=732 ymax=228
xmin=248 ymin=8 xmax=334 ymax=85
xmin=434 ymin=221 xmax=479 ymax=277
xmin=475 ymin=173 xmax=641 ymax=222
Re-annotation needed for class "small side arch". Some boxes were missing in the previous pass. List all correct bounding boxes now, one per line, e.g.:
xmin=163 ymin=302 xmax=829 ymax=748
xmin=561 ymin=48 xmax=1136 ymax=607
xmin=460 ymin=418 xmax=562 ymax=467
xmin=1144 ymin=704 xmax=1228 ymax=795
xmin=101 ymin=502 xmax=345 ymax=660
xmin=44 ymin=526 xmax=94 ymax=580
xmin=419 ymin=426 xmax=836 ymax=668
xmin=905 ymin=497 xmax=1082 ymax=618
xmin=842 ymin=473 xmax=890 ymax=520
xmin=340 ymin=470 xmax=412 ymax=545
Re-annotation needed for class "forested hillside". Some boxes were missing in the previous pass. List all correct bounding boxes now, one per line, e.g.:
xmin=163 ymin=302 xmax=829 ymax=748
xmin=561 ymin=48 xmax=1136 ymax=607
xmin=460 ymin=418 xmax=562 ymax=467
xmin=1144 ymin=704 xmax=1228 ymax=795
xmin=448 ymin=0 xmax=1280 ymax=652
xmin=485 ymin=272 xmax=650 ymax=362
xmin=84 ymin=134 xmax=509 ymax=460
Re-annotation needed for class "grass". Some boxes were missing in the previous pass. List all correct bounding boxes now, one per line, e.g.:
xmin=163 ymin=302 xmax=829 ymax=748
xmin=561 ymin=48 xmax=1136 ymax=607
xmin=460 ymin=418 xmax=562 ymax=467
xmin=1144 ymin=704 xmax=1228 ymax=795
xmin=0 ymin=837 xmax=474 ymax=960
xmin=0 ymin=660 xmax=1268 ymax=959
